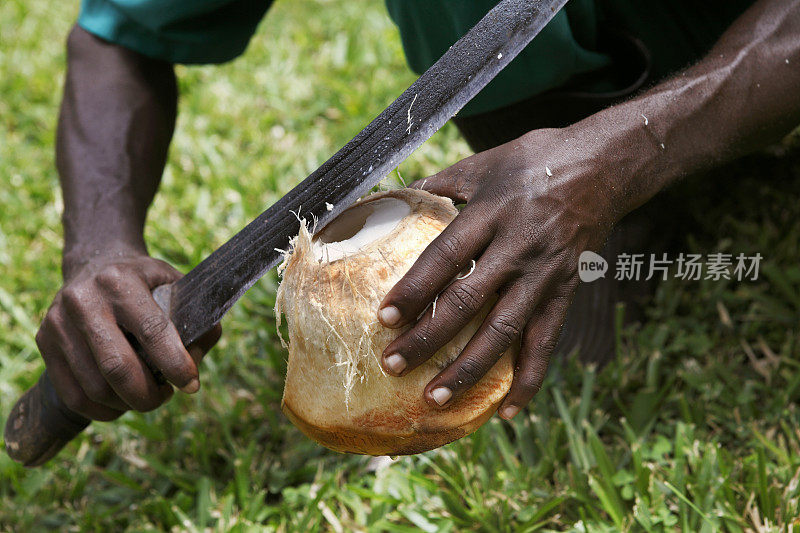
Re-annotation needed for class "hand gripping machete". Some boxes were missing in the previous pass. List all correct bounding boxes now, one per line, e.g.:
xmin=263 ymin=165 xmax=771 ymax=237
xmin=5 ymin=0 xmax=568 ymax=466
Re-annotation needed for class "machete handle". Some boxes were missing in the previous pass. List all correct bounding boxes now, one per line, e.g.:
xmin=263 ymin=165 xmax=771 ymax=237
xmin=4 ymin=371 xmax=91 ymax=467
xmin=4 ymin=285 xmax=173 ymax=467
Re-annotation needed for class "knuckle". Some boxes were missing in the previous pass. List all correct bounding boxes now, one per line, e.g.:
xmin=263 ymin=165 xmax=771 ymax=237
xmin=138 ymin=313 xmax=171 ymax=346
xmin=36 ymin=313 xmax=69 ymax=354
xmin=61 ymin=285 xmax=92 ymax=315
xmin=95 ymin=265 xmax=126 ymax=290
xmin=515 ymin=370 xmax=544 ymax=398
xmin=34 ymin=331 xmax=45 ymax=352
xmin=396 ymin=276 xmax=428 ymax=302
xmin=443 ymin=282 xmax=484 ymax=316
xmin=537 ymin=332 xmax=560 ymax=355
xmin=485 ymin=313 xmax=522 ymax=347
xmin=406 ymin=326 xmax=437 ymax=357
xmin=454 ymin=175 xmax=473 ymax=199
xmin=154 ymin=259 xmax=182 ymax=281
xmin=39 ymin=309 xmax=64 ymax=335
xmin=539 ymin=246 xmax=572 ymax=274
xmin=35 ymin=322 xmax=51 ymax=351
xmin=554 ymin=280 xmax=578 ymax=300
xmin=429 ymin=233 xmax=464 ymax=269
xmin=98 ymin=355 xmax=134 ymax=385
xmin=454 ymin=357 xmax=485 ymax=387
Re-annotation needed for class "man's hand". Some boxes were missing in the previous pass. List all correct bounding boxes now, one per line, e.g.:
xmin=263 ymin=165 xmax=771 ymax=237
xmin=378 ymin=128 xmax=621 ymax=419
xmin=378 ymin=0 xmax=800 ymax=419
xmin=41 ymin=26 xmax=211 ymax=421
xmin=37 ymin=251 xmax=221 ymax=421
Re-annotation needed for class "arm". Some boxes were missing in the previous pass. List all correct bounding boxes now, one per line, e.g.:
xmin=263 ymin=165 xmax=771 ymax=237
xmin=378 ymin=0 xmax=800 ymax=417
xmin=58 ymin=26 xmax=175 ymax=276
xmin=37 ymin=25 xmax=219 ymax=422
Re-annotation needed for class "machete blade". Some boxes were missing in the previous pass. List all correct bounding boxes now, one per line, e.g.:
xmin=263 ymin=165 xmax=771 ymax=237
xmin=170 ymin=0 xmax=568 ymax=346
xmin=5 ymin=0 xmax=570 ymax=468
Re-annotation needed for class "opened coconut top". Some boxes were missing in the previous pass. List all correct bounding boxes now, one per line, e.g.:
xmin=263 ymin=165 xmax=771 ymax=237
xmin=312 ymin=197 xmax=411 ymax=263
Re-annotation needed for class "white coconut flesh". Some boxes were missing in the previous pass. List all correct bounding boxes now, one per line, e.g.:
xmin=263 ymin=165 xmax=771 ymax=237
xmin=312 ymin=198 xmax=411 ymax=263
xmin=276 ymin=189 xmax=515 ymax=456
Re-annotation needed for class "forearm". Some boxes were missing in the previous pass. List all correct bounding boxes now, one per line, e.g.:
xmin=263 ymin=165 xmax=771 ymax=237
xmin=34 ymin=29 xmax=219 ymax=423
xmin=576 ymin=0 xmax=800 ymax=218
xmin=57 ymin=26 xmax=177 ymax=278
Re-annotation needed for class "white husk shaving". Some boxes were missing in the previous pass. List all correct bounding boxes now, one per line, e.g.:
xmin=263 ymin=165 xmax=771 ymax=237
xmin=276 ymin=221 xmax=384 ymax=409
xmin=276 ymin=197 xmax=420 ymax=409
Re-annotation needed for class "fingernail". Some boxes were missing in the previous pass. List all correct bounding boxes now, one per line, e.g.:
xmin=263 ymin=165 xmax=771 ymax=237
xmin=384 ymin=353 xmax=407 ymax=375
xmin=500 ymin=405 xmax=520 ymax=420
xmin=378 ymin=306 xmax=402 ymax=327
xmin=431 ymin=386 xmax=452 ymax=406
xmin=180 ymin=378 xmax=200 ymax=394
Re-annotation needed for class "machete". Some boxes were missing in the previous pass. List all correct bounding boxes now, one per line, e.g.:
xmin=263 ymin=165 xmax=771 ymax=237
xmin=5 ymin=0 xmax=568 ymax=466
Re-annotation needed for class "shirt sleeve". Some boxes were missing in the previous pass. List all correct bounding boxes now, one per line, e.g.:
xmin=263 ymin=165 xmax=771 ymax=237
xmin=77 ymin=0 xmax=272 ymax=64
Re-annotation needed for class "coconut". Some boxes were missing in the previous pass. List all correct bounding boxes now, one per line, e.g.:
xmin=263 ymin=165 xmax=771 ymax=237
xmin=275 ymin=189 xmax=515 ymax=455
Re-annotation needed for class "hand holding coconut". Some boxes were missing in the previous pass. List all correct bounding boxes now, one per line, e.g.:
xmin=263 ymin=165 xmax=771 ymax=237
xmin=379 ymin=127 xmax=621 ymax=420
xmin=376 ymin=0 xmax=800 ymax=420
xmin=277 ymin=190 xmax=516 ymax=454
xmin=277 ymin=128 xmax=625 ymax=455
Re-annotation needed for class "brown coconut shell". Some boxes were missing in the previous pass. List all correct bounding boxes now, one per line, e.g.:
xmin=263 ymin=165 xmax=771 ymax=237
xmin=276 ymin=189 xmax=515 ymax=455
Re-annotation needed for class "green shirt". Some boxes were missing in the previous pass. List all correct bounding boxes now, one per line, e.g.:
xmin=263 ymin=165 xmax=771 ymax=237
xmin=384 ymin=0 xmax=753 ymax=116
xmin=78 ymin=0 xmax=753 ymax=116
xmin=77 ymin=0 xmax=273 ymax=64
xmin=385 ymin=0 xmax=611 ymax=115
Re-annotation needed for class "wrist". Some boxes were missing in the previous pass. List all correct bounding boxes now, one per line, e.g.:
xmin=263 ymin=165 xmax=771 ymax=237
xmin=564 ymin=105 xmax=672 ymax=221
xmin=62 ymin=240 xmax=148 ymax=281
xmin=534 ymin=123 xmax=636 ymax=229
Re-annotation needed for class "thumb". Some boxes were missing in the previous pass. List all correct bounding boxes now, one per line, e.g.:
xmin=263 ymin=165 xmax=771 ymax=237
xmin=187 ymin=323 xmax=222 ymax=364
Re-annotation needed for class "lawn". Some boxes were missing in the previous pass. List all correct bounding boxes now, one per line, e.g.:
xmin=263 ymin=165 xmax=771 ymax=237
xmin=2 ymin=0 xmax=800 ymax=531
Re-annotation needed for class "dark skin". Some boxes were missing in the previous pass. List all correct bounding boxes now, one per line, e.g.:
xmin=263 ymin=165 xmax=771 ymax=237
xmin=378 ymin=0 xmax=800 ymax=419
xmin=40 ymin=27 xmax=219 ymax=421
xmin=41 ymin=0 xmax=797 ymax=423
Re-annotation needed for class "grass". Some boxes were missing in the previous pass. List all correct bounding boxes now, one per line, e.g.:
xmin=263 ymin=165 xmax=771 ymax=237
xmin=2 ymin=0 xmax=800 ymax=530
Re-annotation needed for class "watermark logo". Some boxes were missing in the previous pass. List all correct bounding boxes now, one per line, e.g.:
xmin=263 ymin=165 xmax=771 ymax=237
xmin=578 ymin=251 xmax=763 ymax=282
xmin=578 ymin=251 xmax=608 ymax=283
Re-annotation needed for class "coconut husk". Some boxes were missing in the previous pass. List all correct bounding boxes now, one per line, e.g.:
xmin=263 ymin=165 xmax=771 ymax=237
xmin=276 ymin=188 xmax=514 ymax=455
